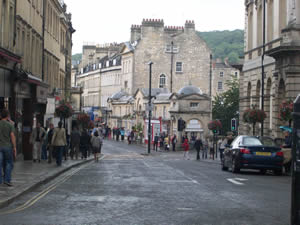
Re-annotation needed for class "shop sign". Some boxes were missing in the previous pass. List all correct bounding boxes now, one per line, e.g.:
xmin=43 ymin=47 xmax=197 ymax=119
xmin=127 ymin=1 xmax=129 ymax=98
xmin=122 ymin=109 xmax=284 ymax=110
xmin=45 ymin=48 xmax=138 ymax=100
xmin=15 ymin=81 xmax=31 ymax=98
xmin=36 ymin=86 xmax=48 ymax=104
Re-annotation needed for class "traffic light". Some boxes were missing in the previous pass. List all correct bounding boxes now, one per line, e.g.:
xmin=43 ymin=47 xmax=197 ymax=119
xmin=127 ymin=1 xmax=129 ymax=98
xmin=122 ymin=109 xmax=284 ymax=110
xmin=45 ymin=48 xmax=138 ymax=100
xmin=178 ymin=118 xmax=186 ymax=131
xmin=231 ymin=118 xmax=236 ymax=131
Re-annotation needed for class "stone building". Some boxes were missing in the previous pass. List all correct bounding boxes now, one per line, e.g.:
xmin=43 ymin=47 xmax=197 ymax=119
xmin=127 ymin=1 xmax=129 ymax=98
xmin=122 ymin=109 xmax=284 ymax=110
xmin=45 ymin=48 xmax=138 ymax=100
xmin=0 ymin=0 xmax=74 ymax=159
xmin=121 ymin=19 xmax=212 ymax=95
xmin=212 ymin=59 xmax=240 ymax=97
xmin=240 ymin=0 xmax=300 ymax=137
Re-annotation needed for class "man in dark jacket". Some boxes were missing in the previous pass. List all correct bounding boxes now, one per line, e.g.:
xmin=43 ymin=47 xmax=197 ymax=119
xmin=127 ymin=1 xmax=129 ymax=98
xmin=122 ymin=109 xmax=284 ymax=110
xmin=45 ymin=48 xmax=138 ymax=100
xmin=70 ymin=126 xmax=81 ymax=160
xmin=47 ymin=123 xmax=54 ymax=163
xmin=194 ymin=137 xmax=203 ymax=160
xmin=153 ymin=134 xmax=159 ymax=151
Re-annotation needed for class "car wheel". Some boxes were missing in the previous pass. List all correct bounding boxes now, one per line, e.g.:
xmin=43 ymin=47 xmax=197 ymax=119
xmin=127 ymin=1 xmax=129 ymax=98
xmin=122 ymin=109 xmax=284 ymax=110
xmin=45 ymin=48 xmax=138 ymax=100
xmin=260 ymin=169 xmax=267 ymax=175
xmin=232 ymin=159 xmax=240 ymax=173
xmin=274 ymin=169 xmax=283 ymax=176
xmin=221 ymin=162 xmax=228 ymax=171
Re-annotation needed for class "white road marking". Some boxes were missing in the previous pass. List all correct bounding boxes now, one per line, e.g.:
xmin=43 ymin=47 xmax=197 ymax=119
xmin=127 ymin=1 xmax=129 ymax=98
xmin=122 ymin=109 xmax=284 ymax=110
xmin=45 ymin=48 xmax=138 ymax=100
xmin=177 ymin=208 xmax=193 ymax=211
xmin=227 ymin=178 xmax=247 ymax=185
xmin=235 ymin=178 xmax=248 ymax=181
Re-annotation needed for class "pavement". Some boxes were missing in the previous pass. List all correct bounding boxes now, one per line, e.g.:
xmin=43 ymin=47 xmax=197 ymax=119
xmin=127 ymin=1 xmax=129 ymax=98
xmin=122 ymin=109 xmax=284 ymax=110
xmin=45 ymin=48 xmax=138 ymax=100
xmin=0 ymin=155 xmax=93 ymax=209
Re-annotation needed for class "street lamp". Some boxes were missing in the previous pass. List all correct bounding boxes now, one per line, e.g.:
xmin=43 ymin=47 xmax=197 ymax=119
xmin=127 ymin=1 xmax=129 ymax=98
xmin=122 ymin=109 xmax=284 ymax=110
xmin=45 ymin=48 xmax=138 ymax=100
xmin=261 ymin=0 xmax=266 ymax=137
xmin=147 ymin=61 xmax=153 ymax=155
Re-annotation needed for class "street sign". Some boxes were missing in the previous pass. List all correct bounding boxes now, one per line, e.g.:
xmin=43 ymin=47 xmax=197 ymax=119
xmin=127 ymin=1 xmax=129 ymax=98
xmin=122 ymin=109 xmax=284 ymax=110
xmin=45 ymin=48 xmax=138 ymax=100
xmin=146 ymin=104 xmax=154 ymax=112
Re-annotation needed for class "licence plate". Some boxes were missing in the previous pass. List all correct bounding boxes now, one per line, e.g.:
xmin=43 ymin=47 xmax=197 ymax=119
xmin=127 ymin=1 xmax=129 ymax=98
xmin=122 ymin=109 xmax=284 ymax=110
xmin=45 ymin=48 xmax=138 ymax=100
xmin=255 ymin=152 xmax=272 ymax=156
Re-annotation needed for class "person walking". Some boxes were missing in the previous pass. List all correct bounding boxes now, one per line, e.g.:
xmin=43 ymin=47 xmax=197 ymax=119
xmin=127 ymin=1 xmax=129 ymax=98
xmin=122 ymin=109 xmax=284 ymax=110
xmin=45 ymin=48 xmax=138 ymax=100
xmin=202 ymin=138 xmax=208 ymax=159
xmin=90 ymin=131 xmax=103 ymax=162
xmin=80 ymin=129 xmax=90 ymax=160
xmin=208 ymin=137 xmax=214 ymax=159
xmin=164 ymin=135 xmax=169 ymax=151
xmin=153 ymin=133 xmax=159 ymax=151
xmin=194 ymin=137 xmax=203 ymax=160
xmin=51 ymin=121 xmax=67 ymax=166
xmin=182 ymin=138 xmax=190 ymax=160
xmin=41 ymin=126 xmax=48 ymax=161
xmin=159 ymin=133 xmax=164 ymax=151
xmin=30 ymin=122 xmax=46 ymax=163
xmin=116 ymin=128 xmax=120 ymax=141
xmin=0 ymin=109 xmax=16 ymax=186
xmin=219 ymin=137 xmax=227 ymax=161
xmin=171 ymin=134 xmax=177 ymax=152
xmin=70 ymin=126 xmax=81 ymax=160
xmin=120 ymin=128 xmax=125 ymax=141
xmin=47 ymin=123 xmax=54 ymax=163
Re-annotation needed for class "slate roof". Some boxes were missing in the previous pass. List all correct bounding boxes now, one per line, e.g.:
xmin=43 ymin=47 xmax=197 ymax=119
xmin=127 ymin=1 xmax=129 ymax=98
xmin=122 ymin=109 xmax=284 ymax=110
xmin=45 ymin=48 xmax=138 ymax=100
xmin=178 ymin=85 xmax=203 ymax=95
xmin=140 ymin=88 xmax=169 ymax=97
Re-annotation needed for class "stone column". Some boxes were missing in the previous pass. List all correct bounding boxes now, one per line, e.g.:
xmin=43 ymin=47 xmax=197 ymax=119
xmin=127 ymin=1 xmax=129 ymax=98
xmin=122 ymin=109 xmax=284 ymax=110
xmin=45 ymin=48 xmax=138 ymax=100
xmin=296 ymin=0 xmax=300 ymax=24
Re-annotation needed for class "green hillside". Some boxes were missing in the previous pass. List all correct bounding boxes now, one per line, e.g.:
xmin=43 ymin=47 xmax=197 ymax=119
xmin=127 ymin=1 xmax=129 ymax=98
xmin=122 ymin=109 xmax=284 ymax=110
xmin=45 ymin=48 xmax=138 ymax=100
xmin=72 ymin=53 xmax=82 ymax=62
xmin=197 ymin=30 xmax=244 ymax=64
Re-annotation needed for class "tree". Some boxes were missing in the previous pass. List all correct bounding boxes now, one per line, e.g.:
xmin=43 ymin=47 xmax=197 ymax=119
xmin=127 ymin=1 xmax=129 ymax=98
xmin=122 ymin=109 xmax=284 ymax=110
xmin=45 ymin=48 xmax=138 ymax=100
xmin=212 ymin=76 xmax=239 ymax=135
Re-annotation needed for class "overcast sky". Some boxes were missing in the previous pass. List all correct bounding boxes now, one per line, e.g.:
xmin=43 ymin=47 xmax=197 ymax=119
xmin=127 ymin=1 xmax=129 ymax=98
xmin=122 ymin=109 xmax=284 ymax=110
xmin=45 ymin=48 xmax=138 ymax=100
xmin=64 ymin=0 xmax=245 ymax=54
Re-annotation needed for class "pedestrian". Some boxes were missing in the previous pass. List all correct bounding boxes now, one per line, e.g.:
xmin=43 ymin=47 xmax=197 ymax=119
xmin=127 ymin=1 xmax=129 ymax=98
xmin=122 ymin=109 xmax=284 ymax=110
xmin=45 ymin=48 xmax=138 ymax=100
xmin=80 ymin=129 xmax=90 ymax=160
xmin=209 ymin=137 xmax=214 ymax=159
xmin=120 ymin=128 xmax=125 ymax=141
xmin=51 ymin=121 xmax=67 ymax=166
xmin=202 ymin=138 xmax=208 ymax=159
xmin=182 ymin=138 xmax=190 ymax=160
xmin=219 ymin=137 xmax=227 ymax=161
xmin=70 ymin=126 xmax=81 ymax=160
xmin=171 ymin=134 xmax=177 ymax=152
xmin=130 ymin=130 xmax=135 ymax=144
xmin=194 ymin=136 xmax=203 ymax=160
xmin=159 ymin=133 xmax=164 ymax=151
xmin=90 ymin=131 xmax=103 ymax=162
xmin=41 ymin=126 xmax=48 ymax=161
xmin=116 ymin=128 xmax=120 ymax=141
xmin=164 ymin=135 xmax=169 ymax=151
xmin=47 ymin=123 xmax=54 ymax=163
xmin=30 ymin=122 xmax=46 ymax=163
xmin=153 ymin=133 xmax=159 ymax=151
xmin=0 ymin=109 xmax=17 ymax=186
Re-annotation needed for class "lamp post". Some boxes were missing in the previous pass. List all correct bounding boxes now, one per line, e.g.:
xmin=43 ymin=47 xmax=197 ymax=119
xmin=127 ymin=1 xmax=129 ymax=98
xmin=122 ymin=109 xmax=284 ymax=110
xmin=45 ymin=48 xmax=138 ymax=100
xmin=261 ymin=0 xmax=266 ymax=137
xmin=170 ymin=41 xmax=174 ymax=93
xmin=148 ymin=62 xmax=153 ymax=154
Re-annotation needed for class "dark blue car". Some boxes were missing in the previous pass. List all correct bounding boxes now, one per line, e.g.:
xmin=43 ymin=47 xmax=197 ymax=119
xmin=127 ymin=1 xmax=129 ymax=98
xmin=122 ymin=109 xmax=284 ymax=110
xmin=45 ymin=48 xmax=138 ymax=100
xmin=221 ymin=135 xmax=284 ymax=175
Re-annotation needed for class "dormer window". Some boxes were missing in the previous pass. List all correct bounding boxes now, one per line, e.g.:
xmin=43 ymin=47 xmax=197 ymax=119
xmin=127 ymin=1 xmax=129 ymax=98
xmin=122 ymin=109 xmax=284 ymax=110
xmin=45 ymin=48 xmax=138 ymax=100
xmin=106 ymin=61 xmax=109 ymax=67
xmin=113 ymin=59 xmax=116 ymax=66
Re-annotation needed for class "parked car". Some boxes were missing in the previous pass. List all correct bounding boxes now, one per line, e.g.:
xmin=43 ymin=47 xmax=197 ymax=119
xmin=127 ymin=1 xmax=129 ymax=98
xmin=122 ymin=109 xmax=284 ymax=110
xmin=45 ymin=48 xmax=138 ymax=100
xmin=221 ymin=135 xmax=284 ymax=175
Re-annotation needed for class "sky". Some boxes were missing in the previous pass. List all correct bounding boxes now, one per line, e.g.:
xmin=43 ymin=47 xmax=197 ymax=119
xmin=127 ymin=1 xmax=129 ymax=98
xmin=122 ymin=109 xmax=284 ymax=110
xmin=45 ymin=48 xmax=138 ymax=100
xmin=63 ymin=0 xmax=245 ymax=54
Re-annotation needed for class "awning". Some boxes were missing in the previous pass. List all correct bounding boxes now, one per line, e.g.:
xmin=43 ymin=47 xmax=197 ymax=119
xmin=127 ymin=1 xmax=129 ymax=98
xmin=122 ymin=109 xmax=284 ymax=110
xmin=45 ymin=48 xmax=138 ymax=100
xmin=0 ymin=48 xmax=22 ymax=63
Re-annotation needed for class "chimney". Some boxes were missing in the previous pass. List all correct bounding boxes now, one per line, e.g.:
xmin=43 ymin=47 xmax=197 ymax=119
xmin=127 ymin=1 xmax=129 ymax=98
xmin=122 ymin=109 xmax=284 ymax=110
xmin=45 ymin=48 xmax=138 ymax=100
xmin=130 ymin=25 xmax=141 ymax=43
xmin=184 ymin=20 xmax=195 ymax=30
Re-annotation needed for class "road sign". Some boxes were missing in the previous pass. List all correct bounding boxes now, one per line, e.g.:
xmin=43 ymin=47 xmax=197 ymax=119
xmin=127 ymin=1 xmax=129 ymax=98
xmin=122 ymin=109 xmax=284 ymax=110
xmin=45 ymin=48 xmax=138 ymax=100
xmin=146 ymin=104 xmax=154 ymax=112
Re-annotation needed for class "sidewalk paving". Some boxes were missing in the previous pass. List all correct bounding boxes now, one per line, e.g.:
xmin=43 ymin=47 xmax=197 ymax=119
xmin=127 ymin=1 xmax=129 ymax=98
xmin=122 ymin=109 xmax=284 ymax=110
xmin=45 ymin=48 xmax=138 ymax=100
xmin=0 ymin=156 xmax=93 ymax=209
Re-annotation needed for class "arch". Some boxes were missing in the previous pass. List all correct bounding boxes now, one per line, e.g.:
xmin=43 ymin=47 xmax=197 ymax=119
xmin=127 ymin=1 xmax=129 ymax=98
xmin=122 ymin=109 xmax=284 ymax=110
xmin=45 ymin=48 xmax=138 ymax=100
xmin=278 ymin=79 xmax=285 ymax=100
xmin=159 ymin=74 xmax=166 ymax=88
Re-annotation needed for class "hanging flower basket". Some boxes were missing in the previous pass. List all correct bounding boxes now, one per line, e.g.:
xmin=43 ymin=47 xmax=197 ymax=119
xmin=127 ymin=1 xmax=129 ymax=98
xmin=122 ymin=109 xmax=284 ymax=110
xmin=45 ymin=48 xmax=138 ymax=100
xmin=243 ymin=108 xmax=266 ymax=135
xmin=77 ymin=113 xmax=91 ymax=130
xmin=208 ymin=120 xmax=222 ymax=131
xmin=55 ymin=102 xmax=73 ymax=119
xmin=279 ymin=100 xmax=293 ymax=126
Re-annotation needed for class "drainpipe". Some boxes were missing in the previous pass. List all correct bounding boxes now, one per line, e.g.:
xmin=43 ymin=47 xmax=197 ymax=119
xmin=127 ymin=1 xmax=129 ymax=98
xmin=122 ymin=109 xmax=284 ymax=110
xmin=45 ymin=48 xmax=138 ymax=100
xmin=41 ymin=0 xmax=46 ymax=81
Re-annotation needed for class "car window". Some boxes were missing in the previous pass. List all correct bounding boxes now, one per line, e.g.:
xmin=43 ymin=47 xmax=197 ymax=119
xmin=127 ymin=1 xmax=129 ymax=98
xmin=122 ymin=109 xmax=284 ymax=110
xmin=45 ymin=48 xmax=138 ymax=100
xmin=243 ymin=137 xmax=263 ymax=146
xmin=259 ymin=137 xmax=276 ymax=146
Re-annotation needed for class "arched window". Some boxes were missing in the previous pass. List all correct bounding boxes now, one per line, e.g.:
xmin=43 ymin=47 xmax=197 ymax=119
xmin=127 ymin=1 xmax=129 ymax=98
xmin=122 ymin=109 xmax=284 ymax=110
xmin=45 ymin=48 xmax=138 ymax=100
xmin=159 ymin=74 xmax=166 ymax=88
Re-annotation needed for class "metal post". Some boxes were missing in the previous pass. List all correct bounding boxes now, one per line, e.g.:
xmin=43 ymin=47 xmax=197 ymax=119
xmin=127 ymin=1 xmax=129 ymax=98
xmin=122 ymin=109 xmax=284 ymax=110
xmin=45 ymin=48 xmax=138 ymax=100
xmin=261 ymin=0 xmax=266 ymax=137
xmin=291 ymin=95 xmax=300 ymax=225
xmin=148 ymin=62 xmax=153 ymax=155
xmin=209 ymin=54 xmax=212 ymax=97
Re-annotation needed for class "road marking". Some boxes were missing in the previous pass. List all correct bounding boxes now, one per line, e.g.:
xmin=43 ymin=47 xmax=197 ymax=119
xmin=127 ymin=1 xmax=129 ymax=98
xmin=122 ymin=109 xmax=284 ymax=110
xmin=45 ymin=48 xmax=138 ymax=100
xmin=177 ymin=208 xmax=193 ymax=211
xmin=0 ymin=156 xmax=105 ymax=215
xmin=227 ymin=178 xmax=248 ymax=185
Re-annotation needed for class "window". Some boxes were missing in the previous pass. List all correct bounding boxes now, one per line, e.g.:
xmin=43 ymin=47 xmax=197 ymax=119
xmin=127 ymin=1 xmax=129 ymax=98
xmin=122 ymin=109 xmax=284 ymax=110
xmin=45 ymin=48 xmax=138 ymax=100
xmin=124 ymin=81 xmax=128 ymax=89
xmin=0 ymin=0 xmax=7 ymax=46
xmin=219 ymin=71 xmax=224 ymax=77
xmin=176 ymin=62 xmax=183 ymax=73
xmin=106 ymin=61 xmax=109 ymax=67
xmin=163 ymin=106 xmax=166 ymax=118
xmin=113 ymin=59 xmax=116 ymax=66
xmin=218 ymin=81 xmax=223 ymax=90
xmin=190 ymin=103 xmax=199 ymax=108
xmin=234 ymin=71 xmax=238 ymax=77
xmin=159 ymin=74 xmax=166 ymax=88
xmin=173 ymin=102 xmax=176 ymax=107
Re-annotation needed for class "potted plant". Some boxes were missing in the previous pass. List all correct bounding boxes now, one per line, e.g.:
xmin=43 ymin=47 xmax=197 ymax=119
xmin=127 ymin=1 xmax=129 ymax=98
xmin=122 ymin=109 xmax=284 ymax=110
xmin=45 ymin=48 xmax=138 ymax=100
xmin=243 ymin=107 xmax=266 ymax=135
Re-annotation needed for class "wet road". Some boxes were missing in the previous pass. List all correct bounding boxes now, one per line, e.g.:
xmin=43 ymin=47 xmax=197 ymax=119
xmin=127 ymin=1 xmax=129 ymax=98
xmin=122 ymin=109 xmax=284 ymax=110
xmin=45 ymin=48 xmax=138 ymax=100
xmin=0 ymin=140 xmax=291 ymax=225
